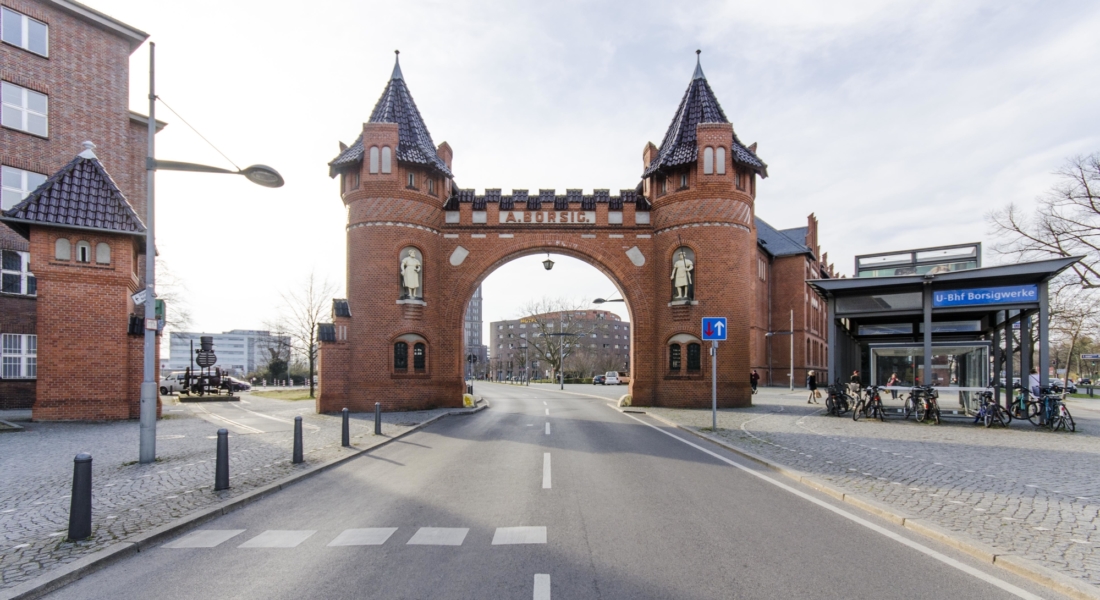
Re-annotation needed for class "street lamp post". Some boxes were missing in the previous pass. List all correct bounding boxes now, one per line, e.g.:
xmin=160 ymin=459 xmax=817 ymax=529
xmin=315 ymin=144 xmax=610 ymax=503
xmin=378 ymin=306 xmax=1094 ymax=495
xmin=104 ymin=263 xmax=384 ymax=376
xmin=518 ymin=345 xmax=529 ymax=386
xmin=139 ymin=42 xmax=284 ymax=464
xmin=546 ymin=313 xmax=578 ymax=391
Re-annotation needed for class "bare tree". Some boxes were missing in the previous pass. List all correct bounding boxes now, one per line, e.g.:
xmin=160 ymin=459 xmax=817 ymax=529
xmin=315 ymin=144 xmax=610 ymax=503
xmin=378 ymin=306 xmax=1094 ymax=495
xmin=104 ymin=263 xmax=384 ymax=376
xmin=989 ymin=153 xmax=1100 ymax=288
xmin=515 ymin=297 xmax=598 ymax=380
xmin=155 ymin=257 xmax=193 ymax=331
xmin=268 ymin=271 xmax=337 ymax=398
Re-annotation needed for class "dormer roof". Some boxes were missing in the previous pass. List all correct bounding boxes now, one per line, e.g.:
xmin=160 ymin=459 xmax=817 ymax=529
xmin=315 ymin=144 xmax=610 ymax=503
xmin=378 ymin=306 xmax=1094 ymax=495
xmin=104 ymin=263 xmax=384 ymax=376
xmin=642 ymin=53 xmax=768 ymax=178
xmin=0 ymin=142 xmax=146 ymax=239
xmin=329 ymin=53 xmax=452 ymax=179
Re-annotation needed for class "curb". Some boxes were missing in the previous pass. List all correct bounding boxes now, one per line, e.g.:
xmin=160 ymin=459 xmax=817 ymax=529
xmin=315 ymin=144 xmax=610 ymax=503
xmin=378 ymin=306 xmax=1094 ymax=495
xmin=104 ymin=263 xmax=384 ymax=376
xmin=0 ymin=401 xmax=488 ymax=600
xmin=639 ymin=410 xmax=1099 ymax=600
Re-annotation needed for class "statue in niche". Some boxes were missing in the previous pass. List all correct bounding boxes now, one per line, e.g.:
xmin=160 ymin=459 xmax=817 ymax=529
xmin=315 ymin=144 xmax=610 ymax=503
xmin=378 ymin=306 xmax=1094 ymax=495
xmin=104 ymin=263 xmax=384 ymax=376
xmin=671 ymin=247 xmax=694 ymax=300
xmin=401 ymin=249 xmax=422 ymax=299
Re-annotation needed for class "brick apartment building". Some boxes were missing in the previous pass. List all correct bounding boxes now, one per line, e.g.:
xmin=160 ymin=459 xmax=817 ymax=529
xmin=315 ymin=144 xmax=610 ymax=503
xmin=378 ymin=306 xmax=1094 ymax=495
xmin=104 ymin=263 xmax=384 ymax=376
xmin=489 ymin=310 xmax=630 ymax=381
xmin=317 ymin=53 xmax=834 ymax=412
xmin=0 ymin=0 xmax=157 ymax=418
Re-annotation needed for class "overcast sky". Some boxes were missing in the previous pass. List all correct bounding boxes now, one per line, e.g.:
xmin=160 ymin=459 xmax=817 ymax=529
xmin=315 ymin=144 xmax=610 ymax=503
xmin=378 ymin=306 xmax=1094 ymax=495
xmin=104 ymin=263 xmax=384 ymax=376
xmin=84 ymin=0 xmax=1100 ymax=352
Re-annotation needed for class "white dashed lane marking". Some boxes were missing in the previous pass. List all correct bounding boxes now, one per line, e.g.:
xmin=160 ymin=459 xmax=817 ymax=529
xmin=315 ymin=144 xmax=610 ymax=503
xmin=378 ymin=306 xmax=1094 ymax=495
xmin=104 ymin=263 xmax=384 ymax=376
xmin=327 ymin=528 xmax=397 ymax=546
xmin=534 ymin=574 xmax=551 ymax=600
xmin=543 ymin=453 xmax=551 ymax=489
xmin=545 ymin=423 xmax=550 ymax=435
xmin=492 ymin=526 xmax=547 ymax=545
xmin=165 ymin=529 xmax=246 ymax=548
xmin=407 ymin=527 xmax=469 ymax=546
xmin=238 ymin=530 xmax=316 ymax=548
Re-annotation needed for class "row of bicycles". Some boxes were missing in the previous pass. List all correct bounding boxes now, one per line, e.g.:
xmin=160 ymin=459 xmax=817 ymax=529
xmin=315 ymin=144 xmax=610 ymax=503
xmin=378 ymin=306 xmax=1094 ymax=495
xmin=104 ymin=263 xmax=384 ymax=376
xmin=823 ymin=380 xmax=1075 ymax=431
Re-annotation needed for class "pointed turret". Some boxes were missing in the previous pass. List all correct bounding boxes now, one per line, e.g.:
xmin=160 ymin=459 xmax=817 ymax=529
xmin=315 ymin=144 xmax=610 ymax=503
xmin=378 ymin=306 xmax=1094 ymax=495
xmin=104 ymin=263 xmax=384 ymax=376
xmin=329 ymin=51 xmax=452 ymax=178
xmin=642 ymin=51 xmax=767 ymax=178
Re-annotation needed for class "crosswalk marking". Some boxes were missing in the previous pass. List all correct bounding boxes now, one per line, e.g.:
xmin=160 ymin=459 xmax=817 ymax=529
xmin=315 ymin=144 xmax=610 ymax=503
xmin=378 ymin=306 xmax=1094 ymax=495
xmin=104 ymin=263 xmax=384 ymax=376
xmin=406 ymin=527 xmax=468 ymax=546
xmin=165 ymin=529 xmax=245 ymax=548
xmin=238 ymin=530 xmax=316 ymax=548
xmin=327 ymin=528 xmax=398 ymax=546
xmin=534 ymin=574 xmax=551 ymax=600
xmin=492 ymin=527 xmax=546 ymax=545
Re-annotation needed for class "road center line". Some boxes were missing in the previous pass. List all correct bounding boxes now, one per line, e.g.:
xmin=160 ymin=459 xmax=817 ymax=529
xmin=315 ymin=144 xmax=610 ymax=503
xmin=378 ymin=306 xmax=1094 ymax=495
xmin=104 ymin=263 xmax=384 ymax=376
xmin=545 ymin=423 xmax=550 ymax=435
xmin=534 ymin=574 xmax=550 ymax=600
xmin=545 ymin=408 xmax=549 ymax=416
xmin=542 ymin=453 xmax=551 ymax=489
xmin=615 ymin=409 xmax=1043 ymax=600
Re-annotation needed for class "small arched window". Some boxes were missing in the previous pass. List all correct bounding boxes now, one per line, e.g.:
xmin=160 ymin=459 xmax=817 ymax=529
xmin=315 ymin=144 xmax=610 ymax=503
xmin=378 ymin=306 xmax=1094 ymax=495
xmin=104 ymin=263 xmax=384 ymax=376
xmin=394 ymin=342 xmax=408 ymax=371
xmin=427 ymin=178 xmax=435 ymax=195
xmin=381 ymin=146 xmax=392 ymax=173
xmin=413 ymin=342 xmax=426 ymax=371
xmin=95 ymin=242 xmax=110 ymax=264
xmin=715 ymin=147 xmax=726 ymax=174
xmin=55 ymin=238 xmax=70 ymax=261
xmin=687 ymin=343 xmax=702 ymax=371
xmin=669 ymin=344 xmax=681 ymax=371
xmin=703 ymin=147 xmax=714 ymax=174
xmin=369 ymin=147 xmax=380 ymax=174
xmin=75 ymin=241 xmax=91 ymax=263
xmin=407 ymin=172 xmax=415 ymax=188
xmin=679 ymin=173 xmax=688 ymax=189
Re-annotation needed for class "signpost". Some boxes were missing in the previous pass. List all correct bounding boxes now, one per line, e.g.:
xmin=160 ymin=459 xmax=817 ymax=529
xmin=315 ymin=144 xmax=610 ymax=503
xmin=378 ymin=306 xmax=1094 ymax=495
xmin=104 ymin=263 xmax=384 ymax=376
xmin=1082 ymin=354 xmax=1100 ymax=361
xmin=702 ymin=317 xmax=727 ymax=430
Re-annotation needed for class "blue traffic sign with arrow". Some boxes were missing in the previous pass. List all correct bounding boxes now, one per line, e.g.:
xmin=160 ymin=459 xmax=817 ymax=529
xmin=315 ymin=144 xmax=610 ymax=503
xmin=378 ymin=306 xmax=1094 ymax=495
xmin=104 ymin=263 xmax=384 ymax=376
xmin=701 ymin=317 xmax=727 ymax=341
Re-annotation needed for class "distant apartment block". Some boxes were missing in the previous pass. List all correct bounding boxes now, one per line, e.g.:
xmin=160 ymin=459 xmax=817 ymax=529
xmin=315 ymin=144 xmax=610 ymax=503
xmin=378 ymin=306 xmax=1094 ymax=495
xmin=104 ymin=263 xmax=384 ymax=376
xmin=167 ymin=330 xmax=288 ymax=376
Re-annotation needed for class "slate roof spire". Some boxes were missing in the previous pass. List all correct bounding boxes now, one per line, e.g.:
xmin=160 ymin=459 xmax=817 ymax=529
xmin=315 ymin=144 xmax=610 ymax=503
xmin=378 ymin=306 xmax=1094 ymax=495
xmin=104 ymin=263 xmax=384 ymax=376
xmin=0 ymin=142 xmax=146 ymax=239
xmin=328 ymin=52 xmax=452 ymax=178
xmin=642 ymin=52 xmax=768 ymax=178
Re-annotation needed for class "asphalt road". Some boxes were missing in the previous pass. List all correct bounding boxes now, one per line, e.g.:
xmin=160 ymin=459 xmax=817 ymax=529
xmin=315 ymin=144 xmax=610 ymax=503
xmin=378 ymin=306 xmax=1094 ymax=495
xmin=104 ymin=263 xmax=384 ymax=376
xmin=45 ymin=384 xmax=1060 ymax=599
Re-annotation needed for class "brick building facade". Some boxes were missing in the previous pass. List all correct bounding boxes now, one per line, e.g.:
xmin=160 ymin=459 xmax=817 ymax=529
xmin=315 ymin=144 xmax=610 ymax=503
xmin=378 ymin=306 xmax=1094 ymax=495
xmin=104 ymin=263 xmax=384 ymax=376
xmin=0 ymin=0 xmax=155 ymax=418
xmin=489 ymin=310 xmax=630 ymax=381
xmin=317 ymin=53 xmax=832 ymax=412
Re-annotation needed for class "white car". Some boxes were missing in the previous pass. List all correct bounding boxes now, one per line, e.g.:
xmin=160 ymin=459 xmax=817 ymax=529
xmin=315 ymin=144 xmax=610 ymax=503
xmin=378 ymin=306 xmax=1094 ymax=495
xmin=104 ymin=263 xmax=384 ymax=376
xmin=604 ymin=372 xmax=620 ymax=385
xmin=159 ymin=374 xmax=183 ymax=395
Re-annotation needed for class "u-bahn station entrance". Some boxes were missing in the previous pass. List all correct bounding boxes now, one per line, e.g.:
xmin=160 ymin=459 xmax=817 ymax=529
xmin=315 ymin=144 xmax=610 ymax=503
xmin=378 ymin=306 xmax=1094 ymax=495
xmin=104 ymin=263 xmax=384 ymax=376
xmin=809 ymin=243 xmax=1080 ymax=414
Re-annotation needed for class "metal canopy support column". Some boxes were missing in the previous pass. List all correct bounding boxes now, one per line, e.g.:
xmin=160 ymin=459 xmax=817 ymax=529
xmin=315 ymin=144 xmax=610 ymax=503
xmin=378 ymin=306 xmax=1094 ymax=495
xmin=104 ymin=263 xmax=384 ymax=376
xmin=922 ymin=285 xmax=933 ymax=386
xmin=992 ymin=311 xmax=1002 ymax=404
xmin=1039 ymin=280 xmax=1050 ymax=389
xmin=827 ymin=297 xmax=837 ymax=384
xmin=1022 ymin=315 xmax=1032 ymax=388
xmin=1005 ymin=310 xmax=1014 ymax=394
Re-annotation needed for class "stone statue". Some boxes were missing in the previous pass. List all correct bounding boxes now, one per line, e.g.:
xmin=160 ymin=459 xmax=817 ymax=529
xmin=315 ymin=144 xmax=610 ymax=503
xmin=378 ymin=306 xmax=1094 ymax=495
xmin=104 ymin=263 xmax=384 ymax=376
xmin=401 ymin=249 xmax=422 ymax=298
xmin=671 ymin=248 xmax=694 ymax=299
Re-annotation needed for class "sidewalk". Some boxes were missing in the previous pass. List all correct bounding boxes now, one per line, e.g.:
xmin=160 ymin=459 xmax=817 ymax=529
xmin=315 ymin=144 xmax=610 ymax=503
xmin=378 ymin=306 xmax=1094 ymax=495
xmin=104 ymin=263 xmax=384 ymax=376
xmin=646 ymin=387 xmax=1100 ymax=592
xmin=0 ymin=395 xmax=473 ymax=591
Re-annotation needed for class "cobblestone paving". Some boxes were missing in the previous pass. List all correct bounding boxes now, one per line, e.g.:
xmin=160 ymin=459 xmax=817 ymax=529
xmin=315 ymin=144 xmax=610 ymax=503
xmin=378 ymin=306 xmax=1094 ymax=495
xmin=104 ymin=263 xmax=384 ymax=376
xmin=0 ymin=395 xmax=466 ymax=590
xmin=648 ymin=389 xmax=1100 ymax=589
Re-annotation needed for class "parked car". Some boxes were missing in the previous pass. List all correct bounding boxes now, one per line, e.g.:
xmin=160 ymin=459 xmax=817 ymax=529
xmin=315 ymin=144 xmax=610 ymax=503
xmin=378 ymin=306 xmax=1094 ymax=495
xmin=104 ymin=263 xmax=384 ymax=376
xmin=592 ymin=374 xmax=606 ymax=385
xmin=159 ymin=374 xmax=182 ymax=396
xmin=221 ymin=377 xmax=251 ymax=392
xmin=604 ymin=371 xmax=621 ymax=385
xmin=1080 ymin=378 xmax=1093 ymax=386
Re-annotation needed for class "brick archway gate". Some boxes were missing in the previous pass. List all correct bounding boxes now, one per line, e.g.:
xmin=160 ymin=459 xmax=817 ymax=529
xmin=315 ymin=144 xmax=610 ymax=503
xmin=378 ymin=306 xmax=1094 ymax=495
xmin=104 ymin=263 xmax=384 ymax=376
xmin=316 ymin=54 xmax=767 ymax=413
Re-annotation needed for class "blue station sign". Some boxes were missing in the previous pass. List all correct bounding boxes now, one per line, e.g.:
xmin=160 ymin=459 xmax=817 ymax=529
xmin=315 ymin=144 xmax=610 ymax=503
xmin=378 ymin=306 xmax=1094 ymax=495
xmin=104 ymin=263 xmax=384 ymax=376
xmin=701 ymin=317 xmax=727 ymax=341
xmin=932 ymin=284 xmax=1038 ymax=308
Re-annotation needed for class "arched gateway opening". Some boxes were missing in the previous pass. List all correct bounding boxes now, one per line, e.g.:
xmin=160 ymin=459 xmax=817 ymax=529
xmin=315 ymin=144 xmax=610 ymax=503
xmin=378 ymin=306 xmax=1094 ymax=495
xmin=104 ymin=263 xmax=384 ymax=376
xmin=317 ymin=52 xmax=770 ymax=413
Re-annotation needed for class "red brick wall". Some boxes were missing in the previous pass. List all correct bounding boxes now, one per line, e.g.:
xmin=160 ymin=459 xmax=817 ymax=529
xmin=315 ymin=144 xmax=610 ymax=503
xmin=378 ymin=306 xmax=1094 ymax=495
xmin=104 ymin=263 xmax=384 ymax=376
xmin=0 ymin=294 xmax=36 ymax=408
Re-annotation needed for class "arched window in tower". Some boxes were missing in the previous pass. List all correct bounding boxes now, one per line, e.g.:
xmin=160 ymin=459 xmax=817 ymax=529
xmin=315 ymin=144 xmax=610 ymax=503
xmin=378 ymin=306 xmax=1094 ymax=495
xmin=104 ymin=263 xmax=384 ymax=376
xmin=75 ymin=241 xmax=91 ymax=263
xmin=95 ymin=242 xmax=110 ymax=265
xmin=394 ymin=342 xmax=408 ymax=371
xmin=54 ymin=238 xmax=70 ymax=261
xmin=715 ymin=147 xmax=726 ymax=174
xmin=369 ymin=147 xmax=380 ymax=174
xmin=703 ymin=147 xmax=714 ymax=174
xmin=687 ymin=343 xmax=702 ymax=371
xmin=679 ymin=172 xmax=688 ymax=189
xmin=413 ymin=343 xmax=426 ymax=371
xmin=381 ymin=146 xmax=392 ymax=173
xmin=407 ymin=172 xmax=415 ymax=188
xmin=671 ymin=246 xmax=695 ymax=301
xmin=669 ymin=344 xmax=681 ymax=371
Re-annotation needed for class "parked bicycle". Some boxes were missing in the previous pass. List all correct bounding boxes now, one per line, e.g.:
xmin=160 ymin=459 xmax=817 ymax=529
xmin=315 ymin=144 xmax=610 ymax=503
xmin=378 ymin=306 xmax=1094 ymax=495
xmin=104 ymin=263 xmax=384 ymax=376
xmin=1030 ymin=385 xmax=1075 ymax=432
xmin=1006 ymin=382 xmax=1035 ymax=421
xmin=973 ymin=391 xmax=1010 ymax=427
xmin=854 ymin=385 xmax=886 ymax=422
xmin=825 ymin=380 xmax=852 ymax=417
xmin=904 ymin=385 xmax=940 ymax=424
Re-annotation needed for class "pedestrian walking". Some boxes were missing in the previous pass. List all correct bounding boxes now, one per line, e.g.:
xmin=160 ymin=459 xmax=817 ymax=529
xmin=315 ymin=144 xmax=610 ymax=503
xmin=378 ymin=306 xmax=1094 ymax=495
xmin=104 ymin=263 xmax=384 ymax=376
xmin=807 ymin=370 xmax=818 ymax=404
xmin=849 ymin=370 xmax=861 ymax=397
xmin=750 ymin=369 xmax=759 ymax=394
xmin=886 ymin=372 xmax=900 ymax=400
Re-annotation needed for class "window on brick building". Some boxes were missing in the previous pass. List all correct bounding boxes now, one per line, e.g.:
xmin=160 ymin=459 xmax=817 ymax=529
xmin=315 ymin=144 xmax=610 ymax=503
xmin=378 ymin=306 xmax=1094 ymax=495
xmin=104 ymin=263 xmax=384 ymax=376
xmin=660 ymin=177 xmax=667 ymax=195
xmin=1 ymin=7 xmax=48 ymax=57
xmin=394 ymin=342 xmax=408 ymax=371
xmin=1 ymin=82 xmax=48 ymax=137
xmin=407 ymin=172 xmax=415 ymax=188
xmin=736 ymin=170 xmax=745 ymax=190
xmin=381 ymin=146 xmax=392 ymax=173
xmin=687 ymin=343 xmax=701 ymax=371
xmin=369 ymin=147 xmax=379 ymax=173
xmin=95 ymin=242 xmax=110 ymax=265
xmin=55 ymin=238 xmax=70 ymax=261
xmin=2 ymin=165 xmax=46 ymax=210
xmin=716 ymin=147 xmax=726 ymax=175
xmin=1 ymin=250 xmax=34 ymax=295
xmin=75 ymin=241 xmax=91 ymax=263
xmin=669 ymin=344 xmax=681 ymax=371
xmin=427 ymin=178 xmax=435 ymax=195
xmin=1 ymin=333 xmax=36 ymax=379
xmin=413 ymin=343 xmax=426 ymax=371
xmin=703 ymin=147 xmax=714 ymax=174
xmin=679 ymin=173 xmax=688 ymax=189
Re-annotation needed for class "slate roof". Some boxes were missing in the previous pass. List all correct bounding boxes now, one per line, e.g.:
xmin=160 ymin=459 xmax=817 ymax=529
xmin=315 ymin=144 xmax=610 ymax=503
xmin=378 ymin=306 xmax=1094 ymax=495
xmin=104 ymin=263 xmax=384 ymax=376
xmin=333 ymin=299 xmax=351 ymax=318
xmin=756 ymin=217 xmax=811 ymax=258
xmin=329 ymin=54 xmax=452 ymax=179
xmin=318 ymin=323 xmax=336 ymax=343
xmin=642 ymin=55 xmax=768 ymax=178
xmin=0 ymin=146 xmax=146 ymax=238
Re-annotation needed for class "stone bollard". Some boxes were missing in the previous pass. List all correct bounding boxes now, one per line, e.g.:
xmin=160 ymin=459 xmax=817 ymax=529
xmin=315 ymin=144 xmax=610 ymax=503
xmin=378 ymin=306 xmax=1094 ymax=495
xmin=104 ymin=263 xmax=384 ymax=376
xmin=341 ymin=408 xmax=350 ymax=447
xmin=293 ymin=416 xmax=303 ymax=464
xmin=68 ymin=453 xmax=92 ymax=541
xmin=374 ymin=402 xmax=382 ymax=435
xmin=215 ymin=429 xmax=229 ymax=491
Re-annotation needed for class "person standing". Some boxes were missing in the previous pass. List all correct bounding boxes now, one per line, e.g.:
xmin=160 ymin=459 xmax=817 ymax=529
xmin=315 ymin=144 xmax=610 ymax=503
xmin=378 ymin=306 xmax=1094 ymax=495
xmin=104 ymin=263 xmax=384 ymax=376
xmin=886 ymin=372 xmax=900 ymax=400
xmin=807 ymin=370 xmax=818 ymax=404
xmin=750 ymin=369 xmax=759 ymax=394
xmin=849 ymin=370 xmax=862 ymax=397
